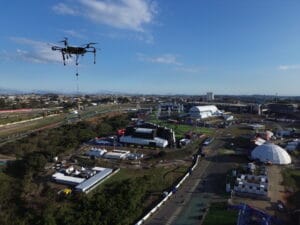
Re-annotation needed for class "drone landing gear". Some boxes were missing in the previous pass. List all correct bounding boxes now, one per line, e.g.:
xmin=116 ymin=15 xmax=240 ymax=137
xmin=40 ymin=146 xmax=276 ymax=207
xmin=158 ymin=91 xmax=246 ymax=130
xmin=62 ymin=52 xmax=66 ymax=66
xmin=76 ymin=54 xmax=79 ymax=66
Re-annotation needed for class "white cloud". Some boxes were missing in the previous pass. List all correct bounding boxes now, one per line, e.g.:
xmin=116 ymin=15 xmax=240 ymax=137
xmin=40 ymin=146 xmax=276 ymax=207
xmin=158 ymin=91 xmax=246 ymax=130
xmin=137 ymin=53 xmax=181 ymax=65
xmin=278 ymin=64 xmax=300 ymax=71
xmin=52 ymin=3 xmax=78 ymax=15
xmin=137 ymin=53 xmax=205 ymax=73
xmin=52 ymin=0 xmax=157 ymax=32
xmin=7 ymin=37 xmax=64 ymax=64
xmin=61 ymin=29 xmax=86 ymax=39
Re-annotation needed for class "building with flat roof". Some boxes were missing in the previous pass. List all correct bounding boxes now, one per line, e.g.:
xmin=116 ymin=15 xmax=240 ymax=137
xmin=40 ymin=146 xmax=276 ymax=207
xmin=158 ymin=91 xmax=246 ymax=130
xmin=75 ymin=168 xmax=113 ymax=193
xmin=86 ymin=148 xmax=107 ymax=158
xmin=119 ymin=136 xmax=168 ymax=148
xmin=52 ymin=167 xmax=115 ymax=193
xmin=103 ymin=150 xmax=130 ymax=159
xmin=52 ymin=172 xmax=85 ymax=186
xmin=206 ymin=92 xmax=214 ymax=101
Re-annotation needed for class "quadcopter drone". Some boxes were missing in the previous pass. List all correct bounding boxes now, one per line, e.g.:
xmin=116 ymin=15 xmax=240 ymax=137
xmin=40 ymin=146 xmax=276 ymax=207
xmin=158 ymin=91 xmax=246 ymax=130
xmin=51 ymin=38 xmax=97 ymax=68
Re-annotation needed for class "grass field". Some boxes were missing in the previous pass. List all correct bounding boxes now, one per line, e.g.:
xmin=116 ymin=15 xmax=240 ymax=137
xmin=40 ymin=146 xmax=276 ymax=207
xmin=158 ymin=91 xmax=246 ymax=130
xmin=282 ymin=168 xmax=300 ymax=208
xmin=0 ymin=114 xmax=66 ymax=139
xmin=202 ymin=202 xmax=238 ymax=225
xmin=95 ymin=166 xmax=189 ymax=194
xmin=0 ymin=113 xmax=42 ymax=125
xmin=282 ymin=168 xmax=300 ymax=191
xmin=149 ymin=116 xmax=214 ymax=138
xmin=219 ymin=149 xmax=237 ymax=155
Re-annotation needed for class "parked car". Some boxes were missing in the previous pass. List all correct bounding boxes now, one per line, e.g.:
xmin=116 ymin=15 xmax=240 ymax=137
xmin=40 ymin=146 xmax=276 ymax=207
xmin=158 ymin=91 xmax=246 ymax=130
xmin=276 ymin=200 xmax=286 ymax=212
xmin=203 ymin=137 xmax=214 ymax=146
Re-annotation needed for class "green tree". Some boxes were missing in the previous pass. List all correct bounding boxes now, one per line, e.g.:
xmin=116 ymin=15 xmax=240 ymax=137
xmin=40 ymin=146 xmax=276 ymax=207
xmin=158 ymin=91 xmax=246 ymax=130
xmin=95 ymin=123 xmax=113 ymax=136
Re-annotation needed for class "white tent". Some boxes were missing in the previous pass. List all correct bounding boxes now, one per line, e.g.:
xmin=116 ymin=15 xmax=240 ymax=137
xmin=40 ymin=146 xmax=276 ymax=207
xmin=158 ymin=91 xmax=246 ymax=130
xmin=189 ymin=105 xmax=221 ymax=119
xmin=265 ymin=130 xmax=274 ymax=140
xmin=251 ymin=142 xmax=291 ymax=165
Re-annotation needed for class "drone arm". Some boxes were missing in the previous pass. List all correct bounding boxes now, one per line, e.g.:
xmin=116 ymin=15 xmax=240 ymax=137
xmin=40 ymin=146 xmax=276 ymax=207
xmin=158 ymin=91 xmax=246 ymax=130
xmin=85 ymin=47 xmax=96 ymax=64
xmin=51 ymin=46 xmax=62 ymax=51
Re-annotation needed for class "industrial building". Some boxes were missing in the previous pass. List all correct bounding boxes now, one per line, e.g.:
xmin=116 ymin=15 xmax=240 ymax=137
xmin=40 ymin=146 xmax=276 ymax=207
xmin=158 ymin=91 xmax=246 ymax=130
xmin=137 ymin=122 xmax=176 ymax=147
xmin=267 ymin=103 xmax=298 ymax=114
xmin=103 ymin=150 xmax=130 ymax=159
xmin=127 ymin=153 xmax=144 ymax=160
xmin=189 ymin=105 xmax=222 ymax=119
xmin=91 ymin=136 xmax=120 ymax=146
xmin=75 ymin=167 xmax=113 ymax=193
xmin=52 ymin=167 xmax=114 ymax=193
xmin=206 ymin=92 xmax=214 ymax=101
xmin=251 ymin=142 xmax=291 ymax=165
xmin=119 ymin=126 xmax=169 ymax=148
xmin=52 ymin=172 xmax=85 ymax=185
xmin=158 ymin=102 xmax=184 ymax=112
xmin=286 ymin=140 xmax=300 ymax=152
xmin=86 ymin=148 xmax=107 ymax=158
xmin=120 ymin=135 xmax=168 ymax=148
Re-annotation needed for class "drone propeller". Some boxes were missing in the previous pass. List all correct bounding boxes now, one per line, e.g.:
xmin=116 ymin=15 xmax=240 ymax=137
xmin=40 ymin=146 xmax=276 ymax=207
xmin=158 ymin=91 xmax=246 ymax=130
xmin=82 ymin=42 xmax=97 ymax=48
xmin=59 ymin=37 xmax=68 ymax=46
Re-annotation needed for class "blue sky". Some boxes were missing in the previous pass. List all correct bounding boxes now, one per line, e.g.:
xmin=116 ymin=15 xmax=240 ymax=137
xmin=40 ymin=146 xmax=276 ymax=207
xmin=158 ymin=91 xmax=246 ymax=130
xmin=1 ymin=0 xmax=300 ymax=95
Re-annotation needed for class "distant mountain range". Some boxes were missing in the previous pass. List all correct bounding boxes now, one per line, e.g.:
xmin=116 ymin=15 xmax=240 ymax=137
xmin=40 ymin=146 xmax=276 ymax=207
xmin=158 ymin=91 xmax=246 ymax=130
xmin=0 ymin=87 xmax=130 ymax=95
xmin=0 ymin=87 xmax=62 ymax=95
xmin=0 ymin=87 xmax=27 ymax=95
xmin=0 ymin=87 xmax=299 ymax=98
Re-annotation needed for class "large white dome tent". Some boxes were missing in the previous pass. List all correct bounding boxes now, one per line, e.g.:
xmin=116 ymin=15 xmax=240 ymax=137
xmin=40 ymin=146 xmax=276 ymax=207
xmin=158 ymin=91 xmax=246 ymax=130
xmin=251 ymin=142 xmax=291 ymax=165
xmin=189 ymin=105 xmax=222 ymax=119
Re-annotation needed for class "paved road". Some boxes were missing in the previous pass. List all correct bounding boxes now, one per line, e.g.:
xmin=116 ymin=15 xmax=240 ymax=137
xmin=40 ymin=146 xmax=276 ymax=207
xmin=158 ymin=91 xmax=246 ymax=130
xmin=144 ymin=132 xmax=225 ymax=225
xmin=144 ymin=156 xmax=211 ymax=225
xmin=144 ymin=129 xmax=245 ymax=225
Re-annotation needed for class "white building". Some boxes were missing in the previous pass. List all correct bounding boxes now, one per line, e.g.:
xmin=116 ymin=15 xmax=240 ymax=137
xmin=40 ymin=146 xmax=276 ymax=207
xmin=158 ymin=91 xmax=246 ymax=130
xmin=86 ymin=148 xmax=107 ymax=158
xmin=52 ymin=172 xmax=85 ymax=186
xmin=189 ymin=105 xmax=222 ymax=119
xmin=52 ymin=167 xmax=114 ymax=193
xmin=75 ymin=167 xmax=113 ymax=193
xmin=119 ymin=136 xmax=168 ymax=148
xmin=206 ymin=92 xmax=214 ymax=101
xmin=286 ymin=139 xmax=300 ymax=152
xmin=234 ymin=174 xmax=268 ymax=196
xmin=254 ymin=137 xmax=266 ymax=146
xmin=251 ymin=142 xmax=292 ymax=165
xmin=103 ymin=150 xmax=130 ymax=160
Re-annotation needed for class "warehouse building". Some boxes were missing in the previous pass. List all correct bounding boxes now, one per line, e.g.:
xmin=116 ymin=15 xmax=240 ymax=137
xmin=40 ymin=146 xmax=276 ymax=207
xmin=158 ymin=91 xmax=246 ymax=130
xmin=267 ymin=103 xmax=298 ymax=114
xmin=103 ymin=150 xmax=130 ymax=159
xmin=86 ymin=148 xmax=107 ymax=158
xmin=75 ymin=167 xmax=113 ymax=193
xmin=119 ymin=127 xmax=169 ymax=148
xmin=52 ymin=167 xmax=114 ymax=193
xmin=52 ymin=172 xmax=85 ymax=186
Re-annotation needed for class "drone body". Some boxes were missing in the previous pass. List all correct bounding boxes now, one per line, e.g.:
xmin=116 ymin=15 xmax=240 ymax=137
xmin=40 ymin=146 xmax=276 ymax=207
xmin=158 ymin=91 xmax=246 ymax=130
xmin=51 ymin=38 xmax=97 ymax=67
